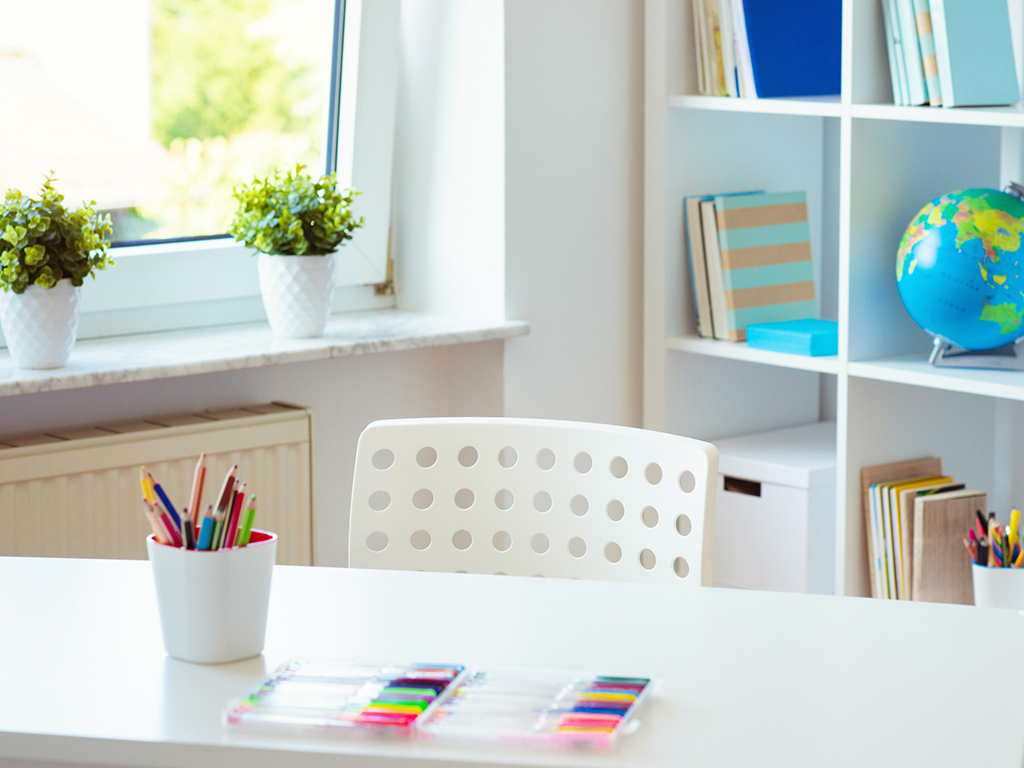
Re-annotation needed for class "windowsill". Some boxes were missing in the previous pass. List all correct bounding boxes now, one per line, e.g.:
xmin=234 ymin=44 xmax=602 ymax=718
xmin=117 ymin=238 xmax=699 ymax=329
xmin=0 ymin=310 xmax=529 ymax=397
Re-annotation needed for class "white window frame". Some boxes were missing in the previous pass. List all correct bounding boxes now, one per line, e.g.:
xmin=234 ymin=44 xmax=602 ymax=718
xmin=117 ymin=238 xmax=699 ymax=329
xmin=61 ymin=0 xmax=400 ymax=341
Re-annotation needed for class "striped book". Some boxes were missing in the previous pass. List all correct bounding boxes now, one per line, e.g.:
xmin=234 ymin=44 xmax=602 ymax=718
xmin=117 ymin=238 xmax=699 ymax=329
xmin=713 ymin=191 xmax=817 ymax=342
xmin=913 ymin=0 xmax=942 ymax=106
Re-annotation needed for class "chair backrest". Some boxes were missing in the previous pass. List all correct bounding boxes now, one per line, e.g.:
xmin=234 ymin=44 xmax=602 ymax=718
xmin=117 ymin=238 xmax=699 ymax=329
xmin=348 ymin=418 xmax=718 ymax=585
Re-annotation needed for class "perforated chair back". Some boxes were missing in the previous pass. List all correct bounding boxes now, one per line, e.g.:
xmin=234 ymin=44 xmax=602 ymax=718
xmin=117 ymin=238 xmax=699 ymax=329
xmin=348 ymin=418 xmax=718 ymax=585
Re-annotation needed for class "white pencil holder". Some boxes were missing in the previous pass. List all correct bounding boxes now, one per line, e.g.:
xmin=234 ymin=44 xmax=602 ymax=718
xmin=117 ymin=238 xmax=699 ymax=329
xmin=971 ymin=563 xmax=1024 ymax=609
xmin=147 ymin=530 xmax=277 ymax=664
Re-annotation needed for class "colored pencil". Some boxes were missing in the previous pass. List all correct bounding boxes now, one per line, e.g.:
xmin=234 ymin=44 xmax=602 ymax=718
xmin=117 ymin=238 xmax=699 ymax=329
xmin=142 ymin=498 xmax=169 ymax=544
xmin=225 ymin=482 xmax=246 ymax=549
xmin=189 ymin=453 xmax=206 ymax=529
xmin=238 ymin=496 xmax=257 ymax=547
xmin=197 ymin=516 xmax=214 ymax=550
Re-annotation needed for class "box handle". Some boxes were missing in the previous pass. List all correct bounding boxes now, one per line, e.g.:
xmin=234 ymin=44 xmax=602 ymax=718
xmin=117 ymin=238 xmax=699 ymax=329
xmin=723 ymin=476 xmax=761 ymax=497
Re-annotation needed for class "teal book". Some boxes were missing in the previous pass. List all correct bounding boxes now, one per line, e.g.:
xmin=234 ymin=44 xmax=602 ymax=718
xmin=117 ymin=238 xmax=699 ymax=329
xmin=746 ymin=319 xmax=838 ymax=356
xmin=880 ymin=0 xmax=905 ymax=105
xmin=895 ymin=0 xmax=927 ymax=105
xmin=713 ymin=191 xmax=817 ymax=342
xmin=930 ymin=0 xmax=1019 ymax=107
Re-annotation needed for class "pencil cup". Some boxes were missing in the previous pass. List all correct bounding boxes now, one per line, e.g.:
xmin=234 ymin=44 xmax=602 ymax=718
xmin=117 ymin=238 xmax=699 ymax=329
xmin=147 ymin=530 xmax=277 ymax=664
xmin=971 ymin=563 xmax=1024 ymax=609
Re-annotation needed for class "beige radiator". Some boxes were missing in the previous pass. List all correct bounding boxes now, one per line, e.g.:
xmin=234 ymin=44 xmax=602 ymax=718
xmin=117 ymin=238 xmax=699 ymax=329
xmin=0 ymin=402 xmax=313 ymax=564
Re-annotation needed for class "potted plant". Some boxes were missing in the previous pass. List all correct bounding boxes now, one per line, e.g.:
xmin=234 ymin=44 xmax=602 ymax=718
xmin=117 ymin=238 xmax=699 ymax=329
xmin=0 ymin=177 xmax=113 ymax=369
xmin=230 ymin=165 xmax=363 ymax=338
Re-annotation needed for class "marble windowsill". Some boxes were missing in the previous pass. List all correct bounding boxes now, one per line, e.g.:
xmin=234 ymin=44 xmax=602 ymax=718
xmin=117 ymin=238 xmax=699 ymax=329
xmin=0 ymin=310 xmax=529 ymax=397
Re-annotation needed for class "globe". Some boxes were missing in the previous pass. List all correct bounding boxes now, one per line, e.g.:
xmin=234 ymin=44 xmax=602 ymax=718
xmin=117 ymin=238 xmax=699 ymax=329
xmin=897 ymin=188 xmax=1024 ymax=351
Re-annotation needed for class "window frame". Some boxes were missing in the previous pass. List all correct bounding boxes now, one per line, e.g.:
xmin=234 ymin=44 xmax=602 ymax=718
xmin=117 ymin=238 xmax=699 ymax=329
xmin=4 ymin=0 xmax=401 ymax=345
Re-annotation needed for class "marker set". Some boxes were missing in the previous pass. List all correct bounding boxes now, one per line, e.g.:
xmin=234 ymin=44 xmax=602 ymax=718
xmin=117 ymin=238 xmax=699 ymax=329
xmin=420 ymin=670 xmax=651 ymax=748
xmin=224 ymin=660 xmax=463 ymax=733
xmin=224 ymin=660 xmax=651 ymax=749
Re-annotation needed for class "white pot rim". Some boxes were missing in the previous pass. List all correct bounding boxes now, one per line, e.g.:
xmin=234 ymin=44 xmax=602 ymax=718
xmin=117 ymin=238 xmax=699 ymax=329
xmin=258 ymin=250 xmax=340 ymax=258
xmin=6 ymin=277 xmax=76 ymax=294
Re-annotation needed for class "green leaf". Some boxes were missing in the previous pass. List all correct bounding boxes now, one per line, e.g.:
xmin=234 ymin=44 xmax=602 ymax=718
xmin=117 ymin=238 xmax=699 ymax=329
xmin=2 ymin=225 xmax=25 ymax=246
xmin=23 ymin=244 xmax=46 ymax=266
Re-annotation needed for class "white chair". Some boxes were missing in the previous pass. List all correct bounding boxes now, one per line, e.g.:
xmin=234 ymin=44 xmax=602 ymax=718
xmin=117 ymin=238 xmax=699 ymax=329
xmin=348 ymin=418 xmax=718 ymax=585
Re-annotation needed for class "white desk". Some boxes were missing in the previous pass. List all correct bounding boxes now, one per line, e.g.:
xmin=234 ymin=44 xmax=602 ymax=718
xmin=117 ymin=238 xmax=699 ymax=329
xmin=1 ymin=556 xmax=1022 ymax=768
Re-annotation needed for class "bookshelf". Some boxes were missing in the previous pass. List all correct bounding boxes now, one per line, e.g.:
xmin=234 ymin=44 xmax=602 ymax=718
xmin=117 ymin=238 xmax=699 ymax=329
xmin=644 ymin=0 xmax=1024 ymax=597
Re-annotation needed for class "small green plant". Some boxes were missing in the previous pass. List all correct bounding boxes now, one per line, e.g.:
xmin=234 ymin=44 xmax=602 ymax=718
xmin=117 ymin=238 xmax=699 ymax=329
xmin=0 ymin=177 xmax=113 ymax=294
xmin=230 ymin=165 xmax=364 ymax=256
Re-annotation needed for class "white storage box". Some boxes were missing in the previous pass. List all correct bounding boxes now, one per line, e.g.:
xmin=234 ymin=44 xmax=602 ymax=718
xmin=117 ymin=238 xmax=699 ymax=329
xmin=712 ymin=421 xmax=836 ymax=594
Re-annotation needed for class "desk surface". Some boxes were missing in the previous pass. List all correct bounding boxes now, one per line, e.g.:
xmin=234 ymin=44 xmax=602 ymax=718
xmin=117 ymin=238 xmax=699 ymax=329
xmin=1 ymin=557 xmax=1022 ymax=768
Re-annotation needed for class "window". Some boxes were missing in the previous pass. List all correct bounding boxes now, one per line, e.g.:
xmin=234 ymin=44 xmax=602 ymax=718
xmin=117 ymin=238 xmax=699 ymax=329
xmin=0 ymin=0 xmax=398 ymax=339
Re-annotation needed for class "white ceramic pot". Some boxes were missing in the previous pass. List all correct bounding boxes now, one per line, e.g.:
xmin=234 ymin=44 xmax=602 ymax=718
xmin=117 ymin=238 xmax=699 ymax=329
xmin=0 ymin=278 xmax=82 ymax=369
xmin=257 ymin=252 xmax=337 ymax=338
xmin=148 ymin=529 xmax=277 ymax=664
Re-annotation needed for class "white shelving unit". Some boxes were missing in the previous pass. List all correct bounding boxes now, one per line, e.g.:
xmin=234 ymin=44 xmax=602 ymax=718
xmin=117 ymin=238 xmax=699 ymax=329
xmin=644 ymin=0 xmax=1024 ymax=597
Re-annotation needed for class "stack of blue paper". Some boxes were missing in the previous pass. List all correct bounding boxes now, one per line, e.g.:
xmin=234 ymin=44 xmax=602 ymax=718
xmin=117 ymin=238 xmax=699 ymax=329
xmin=745 ymin=319 xmax=838 ymax=357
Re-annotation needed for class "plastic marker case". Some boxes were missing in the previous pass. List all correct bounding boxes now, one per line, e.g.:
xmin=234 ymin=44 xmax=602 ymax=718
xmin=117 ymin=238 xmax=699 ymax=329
xmin=224 ymin=660 xmax=465 ymax=734
xmin=224 ymin=660 xmax=652 ymax=749
xmin=419 ymin=668 xmax=652 ymax=749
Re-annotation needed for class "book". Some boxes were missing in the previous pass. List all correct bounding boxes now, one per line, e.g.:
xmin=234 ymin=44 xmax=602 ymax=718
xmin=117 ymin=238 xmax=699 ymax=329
xmin=692 ymin=0 xmax=708 ymax=95
xmin=880 ymin=0 xmax=906 ymax=105
xmin=887 ymin=0 xmax=911 ymax=105
xmin=912 ymin=0 xmax=942 ymax=106
xmin=930 ymin=0 xmax=1019 ymax=108
xmin=717 ymin=0 xmax=738 ymax=97
xmin=684 ymin=197 xmax=715 ymax=338
xmin=887 ymin=475 xmax=953 ymax=598
xmin=712 ymin=191 xmax=816 ymax=342
xmin=740 ymin=0 xmax=841 ymax=98
xmin=912 ymin=489 xmax=983 ymax=604
xmin=897 ymin=481 xmax=962 ymax=598
xmin=701 ymin=200 xmax=730 ymax=340
xmin=860 ymin=457 xmax=942 ymax=599
xmin=895 ymin=0 xmax=928 ymax=105
xmin=729 ymin=0 xmax=756 ymax=98
xmin=745 ymin=318 xmax=837 ymax=356
xmin=703 ymin=0 xmax=725 ymax=96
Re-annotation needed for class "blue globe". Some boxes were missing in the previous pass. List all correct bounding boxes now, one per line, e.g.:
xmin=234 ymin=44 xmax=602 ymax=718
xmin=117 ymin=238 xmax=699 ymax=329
xmin=896 ymin=188 xmax=1024 ymax=351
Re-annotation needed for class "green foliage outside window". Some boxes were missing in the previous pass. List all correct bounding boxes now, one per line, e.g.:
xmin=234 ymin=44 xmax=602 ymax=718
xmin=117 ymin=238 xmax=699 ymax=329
xmin=151 ymin=0 xmax=317 ymax=147
xmin=0 ymin=178 xmax=113 ymax=293
xmin=136 ymin=0 xmax=326 ymax=241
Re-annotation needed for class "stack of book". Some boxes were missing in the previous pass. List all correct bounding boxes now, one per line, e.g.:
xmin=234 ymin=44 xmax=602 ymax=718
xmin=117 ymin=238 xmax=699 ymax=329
xmin=860 ymin=456 xmax=979 ymax=604
xmin=881 ymin=0 xmax=1019 ymax=108
xmin=684 ymin=190 xmax=817 ymax=342
xmin=691 ymin=0 xmax=840 ymax=99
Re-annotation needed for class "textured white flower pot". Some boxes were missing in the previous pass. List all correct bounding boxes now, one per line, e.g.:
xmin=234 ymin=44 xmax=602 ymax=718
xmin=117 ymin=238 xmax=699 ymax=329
xmin=257 ymin=252 xmax=337 ymax=338
xmin=0 ymin=278 xmax=82 ymax=369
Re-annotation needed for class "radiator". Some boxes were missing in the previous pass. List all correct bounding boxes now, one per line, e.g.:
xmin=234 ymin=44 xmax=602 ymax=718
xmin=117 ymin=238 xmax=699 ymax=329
xmin=0 ymin=402 xmax=313 ymax=564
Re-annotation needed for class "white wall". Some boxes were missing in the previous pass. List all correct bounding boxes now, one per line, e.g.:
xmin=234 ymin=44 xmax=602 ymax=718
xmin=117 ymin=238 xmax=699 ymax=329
xmin=503 ymin=0 xmax=644 ymax=427
xmin=393 ymin=0 xmax=506 ymax=322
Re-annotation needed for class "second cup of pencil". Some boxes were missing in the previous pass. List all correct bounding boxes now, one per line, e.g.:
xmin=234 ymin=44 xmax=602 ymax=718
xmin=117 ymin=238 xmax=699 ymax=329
xmin=140 ymin=454 xmax=259 ymax=551
xmin=966 ymin=509 xmax=1024 ymax=609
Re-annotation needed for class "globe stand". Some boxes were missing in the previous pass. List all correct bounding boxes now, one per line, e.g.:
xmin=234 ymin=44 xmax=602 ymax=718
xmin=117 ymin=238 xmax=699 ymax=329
xmin=929 ymin=336 xmax=1024 ymax=370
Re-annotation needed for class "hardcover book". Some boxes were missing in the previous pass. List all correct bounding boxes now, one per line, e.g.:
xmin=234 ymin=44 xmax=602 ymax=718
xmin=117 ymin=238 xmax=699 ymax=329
xmin=713 ymin=191 xmax=817 ymax=342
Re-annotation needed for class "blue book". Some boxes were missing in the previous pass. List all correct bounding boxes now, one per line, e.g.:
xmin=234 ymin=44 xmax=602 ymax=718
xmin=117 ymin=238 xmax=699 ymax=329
xmin=746 ymin=319 xmax=838 ymax=357
xmin=740 ymin=0 xmax=841 ymax=98
xmin=930 ymin=0 xmax=1019 ymax=108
